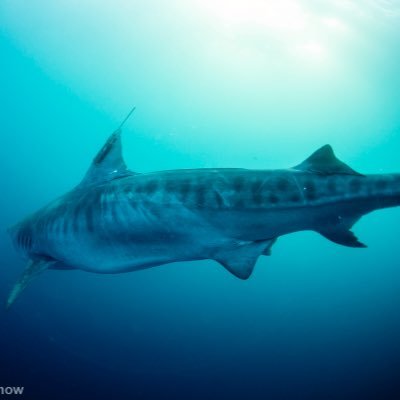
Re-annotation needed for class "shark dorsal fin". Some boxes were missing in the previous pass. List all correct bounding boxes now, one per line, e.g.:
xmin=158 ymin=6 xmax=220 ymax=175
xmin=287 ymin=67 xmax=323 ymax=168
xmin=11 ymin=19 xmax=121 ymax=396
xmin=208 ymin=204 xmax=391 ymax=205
xmin=294 ymin=145 xmax=363 ymax=176
xmin=80 ymin=107 xmax=137 ymax=187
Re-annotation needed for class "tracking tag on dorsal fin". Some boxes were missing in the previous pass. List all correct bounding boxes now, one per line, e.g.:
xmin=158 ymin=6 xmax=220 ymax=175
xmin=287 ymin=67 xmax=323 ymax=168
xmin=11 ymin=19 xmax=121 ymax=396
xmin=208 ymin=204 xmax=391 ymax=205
xmin=80 ymin=106 xmax=137 ymax=187
xmin=294 ymin=145 xmax=363 ymax=176
xmin=214 ymin=239 xmax=275 ymax=280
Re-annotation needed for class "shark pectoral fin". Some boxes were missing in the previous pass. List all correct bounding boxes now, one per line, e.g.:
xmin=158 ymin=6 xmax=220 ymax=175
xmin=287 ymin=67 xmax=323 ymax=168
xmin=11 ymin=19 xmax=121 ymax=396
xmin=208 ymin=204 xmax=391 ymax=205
xmin=215 ymin=239 xmax=275 ymax=280
xmin=6 ymin=259 xmax=53 ymax=309
xmin=319 ymin=228 xmax=367 ymax=248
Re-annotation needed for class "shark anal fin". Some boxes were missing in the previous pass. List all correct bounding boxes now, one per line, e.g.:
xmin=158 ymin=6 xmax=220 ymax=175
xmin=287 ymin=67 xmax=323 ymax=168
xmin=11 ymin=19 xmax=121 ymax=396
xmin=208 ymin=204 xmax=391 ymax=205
xmin=215 ymin=239 xmax=276 ymax=280
xmin=319 ymin=228 xmax=367 ymax=248
xmin=262 ymin=238 xmax=278 ymax=256
xmin=6 ymin=259 xmax=52 ymax=309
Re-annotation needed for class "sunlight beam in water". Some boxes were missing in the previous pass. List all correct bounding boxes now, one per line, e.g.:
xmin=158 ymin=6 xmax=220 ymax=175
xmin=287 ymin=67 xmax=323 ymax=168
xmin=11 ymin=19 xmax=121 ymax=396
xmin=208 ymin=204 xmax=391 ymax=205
xmin=195 ymin=0 xmax=347 ymax=64
xmin=200 ymin=0 xmax=308 ymax=32
xmin=1 ymin=0 xmax=398 ymax=155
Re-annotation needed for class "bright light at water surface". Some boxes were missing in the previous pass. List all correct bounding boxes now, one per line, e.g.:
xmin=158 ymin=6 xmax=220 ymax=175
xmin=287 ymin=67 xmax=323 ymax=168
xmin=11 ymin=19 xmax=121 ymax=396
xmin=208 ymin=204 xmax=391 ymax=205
xmin=1 ymin=0 xmax=400 ymax=165
xmin=200 ymin=0 xmax=307 ymax=31
xmin=197 ymin=0 xmax=343 ymax=57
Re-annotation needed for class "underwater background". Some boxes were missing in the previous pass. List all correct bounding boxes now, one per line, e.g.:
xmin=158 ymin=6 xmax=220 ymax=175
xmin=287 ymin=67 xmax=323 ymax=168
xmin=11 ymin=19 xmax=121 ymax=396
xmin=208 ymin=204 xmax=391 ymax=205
xmin=1 ymin=1 xmax=400 ymax=399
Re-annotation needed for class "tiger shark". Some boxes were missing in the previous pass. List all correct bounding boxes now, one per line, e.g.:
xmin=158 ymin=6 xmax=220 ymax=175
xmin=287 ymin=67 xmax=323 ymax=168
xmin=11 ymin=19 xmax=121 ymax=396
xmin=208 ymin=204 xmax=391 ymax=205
xmin=6 ymin=110 xmax=400 ymax=308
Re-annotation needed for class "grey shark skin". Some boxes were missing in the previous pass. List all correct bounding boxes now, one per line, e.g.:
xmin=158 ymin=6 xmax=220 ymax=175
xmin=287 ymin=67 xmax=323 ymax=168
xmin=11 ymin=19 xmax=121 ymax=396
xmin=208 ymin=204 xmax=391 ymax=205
xmin=6 ymin=127 xmax=400 ymax=308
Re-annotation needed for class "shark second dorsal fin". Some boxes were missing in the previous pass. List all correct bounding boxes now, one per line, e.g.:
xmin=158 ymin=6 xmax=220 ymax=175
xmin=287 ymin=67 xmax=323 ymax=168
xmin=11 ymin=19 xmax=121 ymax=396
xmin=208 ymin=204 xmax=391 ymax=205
xmin=80 ymin=107 xmax=137 ymax=187
xmin=294 ymin=145 xmax=363 ymax=176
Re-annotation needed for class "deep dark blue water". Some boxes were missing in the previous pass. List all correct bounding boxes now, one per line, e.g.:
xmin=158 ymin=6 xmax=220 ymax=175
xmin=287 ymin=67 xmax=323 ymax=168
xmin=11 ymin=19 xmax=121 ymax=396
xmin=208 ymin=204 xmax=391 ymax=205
xmin=1 ymin=1 xmax=400 ymax=399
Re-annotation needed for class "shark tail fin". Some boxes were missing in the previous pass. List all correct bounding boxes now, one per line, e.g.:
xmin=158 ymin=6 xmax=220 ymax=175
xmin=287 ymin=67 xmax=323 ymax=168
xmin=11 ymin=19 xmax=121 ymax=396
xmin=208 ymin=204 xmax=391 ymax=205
xmin=6 ymin=259 xmax=52 ymax=309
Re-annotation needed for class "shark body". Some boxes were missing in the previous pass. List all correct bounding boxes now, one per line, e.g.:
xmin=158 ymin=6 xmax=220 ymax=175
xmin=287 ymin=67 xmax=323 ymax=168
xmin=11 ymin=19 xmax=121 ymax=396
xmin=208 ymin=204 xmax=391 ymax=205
xmin=6 ymin=124 xmax=400 ymax=308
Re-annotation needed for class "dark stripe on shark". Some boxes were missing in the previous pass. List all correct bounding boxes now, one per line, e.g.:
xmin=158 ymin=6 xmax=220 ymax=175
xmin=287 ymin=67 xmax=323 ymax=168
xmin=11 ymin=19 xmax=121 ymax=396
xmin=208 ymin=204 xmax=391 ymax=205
xmin=105 ymin=190 xmax=116 ymax=222
xmin=214 ymin=190 xmax=225 ymax=208
xmin=165 ymin=180 xmax=176 ymax=193
xmin=327 ymin=180 xmax=337 ymax=194
xmin=290 ymin=194 xmax=301 ymax=202
xmin=196 ymin=184 xmax=207 ymax=206
xmin=269 ymin=194 xmax=279 ymax=204
xmin=349 ymin=178 xmax=362 ymax=193
xmin=81 ymin=191 xmax=102 ymax=233
xmin=179 ymin=180 xmax=192 ymax=200
xmin=123 ymin=185 xmax=135 ymax=202
xmin=85 ymin=202 xmax=95 ymax=232
xmin=133 ymin=180 xmax=160 ymax=196
xmin=276 ymin=178 xmax=290 ymax=192
xmin=73 ymin=202 xmax=84 ymax=233
xmin=251 ymin=180 xmax=264 ymax=205
xmin=303 ymin=180 xmax=317 ymax=201
xmin=375 ymin=179 xmax=388 ymax=190
xmin=235 ymin=198 xmax=245 ymax=208
xmin=144 ymin=179 xmax=158 ymax=195
xmin=110 ymin=195 xmax=120 ymax=223
xmin=233 ymin=176 xmax=245 ymax=192
xmin=63 ymin=215 xmax=70 ymax=235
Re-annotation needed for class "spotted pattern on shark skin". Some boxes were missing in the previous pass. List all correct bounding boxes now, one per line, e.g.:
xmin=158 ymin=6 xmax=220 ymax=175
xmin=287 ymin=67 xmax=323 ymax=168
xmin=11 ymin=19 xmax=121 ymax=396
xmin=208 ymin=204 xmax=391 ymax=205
xmin=157 ymin=173 xmax=308 ymax=209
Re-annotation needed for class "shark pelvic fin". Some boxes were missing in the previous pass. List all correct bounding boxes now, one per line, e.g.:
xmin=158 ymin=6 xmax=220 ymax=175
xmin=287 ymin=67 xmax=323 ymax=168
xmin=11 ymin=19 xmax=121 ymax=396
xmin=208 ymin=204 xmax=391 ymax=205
xmin=294 ymin=145 xmax=363 ymax=176
xmin=215 ymin=239 xmax=276 ymax=279
xmin=80 ymin=106 xmax=137 ymax=187
xmin=6 ymin=259 xmax=53 ymax=309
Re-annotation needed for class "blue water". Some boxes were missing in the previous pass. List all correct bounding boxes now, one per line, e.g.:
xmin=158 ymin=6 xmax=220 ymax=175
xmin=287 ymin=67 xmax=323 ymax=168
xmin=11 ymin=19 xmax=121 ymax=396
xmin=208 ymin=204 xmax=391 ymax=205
xmin=1 ymin=1 xmax=400 ymax=399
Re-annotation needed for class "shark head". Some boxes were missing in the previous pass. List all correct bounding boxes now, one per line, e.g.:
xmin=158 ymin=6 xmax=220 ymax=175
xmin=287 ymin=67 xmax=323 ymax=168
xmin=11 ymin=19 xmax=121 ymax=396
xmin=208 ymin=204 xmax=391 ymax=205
xmin=7 ymin=219 xmax=34 ymax=259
